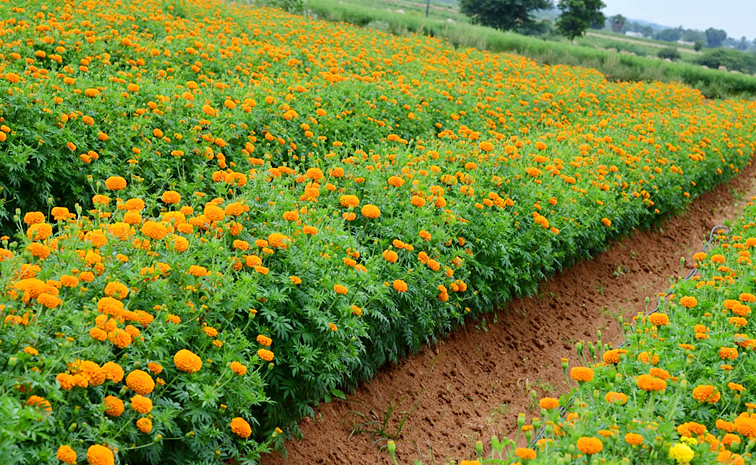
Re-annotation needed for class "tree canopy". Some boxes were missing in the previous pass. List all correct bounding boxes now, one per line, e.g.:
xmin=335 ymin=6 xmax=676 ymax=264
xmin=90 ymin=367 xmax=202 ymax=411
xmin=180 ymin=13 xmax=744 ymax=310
xmin=458 ymin=0 xmax=553 ymax=32
xmin=555 ymin=0 xmax=606 ymax=42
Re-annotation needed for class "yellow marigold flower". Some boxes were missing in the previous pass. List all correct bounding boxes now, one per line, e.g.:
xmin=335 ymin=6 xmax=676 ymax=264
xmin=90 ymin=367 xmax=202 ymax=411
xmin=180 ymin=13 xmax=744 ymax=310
xmin=56 ymin=445 xmax=77 ymax=464
xmin=230 ymin=361 xmax=247 ymax=376
xmin=570 ymin=366 xmax=593 ymax=382
xmin=174 ymin=349 xmax=202 ymax=373
xmin=130 ymin=394 xmax=153 ymax=414
xmin=230 ymin=417 xmax=252 ymax=438
xmin=104 ymin=176 xmax=127 ymax=191
xmin=668 ymin=443 xmax=694 ymax=463
xmin=576 ymin=436 xmax=602 ymax=455
xmin=125 ymin=370 xmax=155 ymax=395
xmin=104 ymin=395 xmax=124 ymax=417
xmin=136 ymin=417 xmax=153 ymax=433
xmin=257 ymin=348 xmax=274 ymax=362
xmin=361 ymin=204 xmax=380 ymax=219
xmin=86 ymin=444 xmax=114 ymax=465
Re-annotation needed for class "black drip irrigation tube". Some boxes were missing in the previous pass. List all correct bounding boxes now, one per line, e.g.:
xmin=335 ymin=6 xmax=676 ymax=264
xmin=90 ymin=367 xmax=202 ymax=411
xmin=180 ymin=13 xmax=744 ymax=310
xmin=528 ymin=224 xmax=729 ymax=448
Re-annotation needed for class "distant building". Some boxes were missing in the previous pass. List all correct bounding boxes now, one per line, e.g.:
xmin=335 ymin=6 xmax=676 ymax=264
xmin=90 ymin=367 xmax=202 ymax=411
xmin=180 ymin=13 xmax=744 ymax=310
xmin=625 ymin=31 xmax=643 ymax=38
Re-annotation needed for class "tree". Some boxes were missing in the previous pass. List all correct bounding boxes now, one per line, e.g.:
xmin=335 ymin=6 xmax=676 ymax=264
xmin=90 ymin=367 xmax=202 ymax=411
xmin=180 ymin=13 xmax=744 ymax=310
xmin=458 ymin=0 xmax=553 ymax=32
xmin=655 ymin=27 xmax=682 ymax=42
xmin=705 ymin=27 xmax=727 ymax=47
xmin=555 ymin=0 xmax=606 ymax=42
xmin=609 ymin=14 xmax=626 ymax=33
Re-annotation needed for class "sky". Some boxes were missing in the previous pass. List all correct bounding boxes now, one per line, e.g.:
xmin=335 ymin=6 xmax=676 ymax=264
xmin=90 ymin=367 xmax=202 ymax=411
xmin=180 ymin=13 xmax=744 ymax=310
xmin=601 ymin=0 xmax=755 ymax=40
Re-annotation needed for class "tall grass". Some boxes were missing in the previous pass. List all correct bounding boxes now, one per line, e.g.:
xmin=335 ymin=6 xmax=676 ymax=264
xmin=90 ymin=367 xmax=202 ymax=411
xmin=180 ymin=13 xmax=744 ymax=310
xmin=305 ymin=0 xmax=756 ymax=99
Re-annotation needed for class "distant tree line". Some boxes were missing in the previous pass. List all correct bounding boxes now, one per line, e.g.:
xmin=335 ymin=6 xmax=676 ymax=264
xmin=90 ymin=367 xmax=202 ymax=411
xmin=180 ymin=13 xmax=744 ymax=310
xmin=457 ymin=1 xmax=754 ymax=53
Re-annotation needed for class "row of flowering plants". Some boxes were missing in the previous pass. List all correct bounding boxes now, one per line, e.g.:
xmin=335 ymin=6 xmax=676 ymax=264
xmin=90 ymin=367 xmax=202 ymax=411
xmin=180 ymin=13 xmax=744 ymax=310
xmin=3 ymin=0 xmax=756 ymax=464
xmin=456 ymin=200 xmax=756 ymax=464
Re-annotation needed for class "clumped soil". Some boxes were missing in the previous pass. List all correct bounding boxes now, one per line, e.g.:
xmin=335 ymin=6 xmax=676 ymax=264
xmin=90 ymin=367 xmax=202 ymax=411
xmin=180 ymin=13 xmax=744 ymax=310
xmin=262 ymin=161 xmax=756 ymax=465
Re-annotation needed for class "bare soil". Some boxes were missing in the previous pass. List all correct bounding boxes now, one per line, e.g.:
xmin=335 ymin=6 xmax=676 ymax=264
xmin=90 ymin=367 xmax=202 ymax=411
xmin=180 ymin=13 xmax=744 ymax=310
xmin=262 ymin=161 xmax=756 ymax=465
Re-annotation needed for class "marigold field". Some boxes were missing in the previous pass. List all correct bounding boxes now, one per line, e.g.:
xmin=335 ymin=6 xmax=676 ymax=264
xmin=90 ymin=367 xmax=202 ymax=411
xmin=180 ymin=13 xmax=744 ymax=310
xmin=1 ymin=0 xmax=756 ymax=464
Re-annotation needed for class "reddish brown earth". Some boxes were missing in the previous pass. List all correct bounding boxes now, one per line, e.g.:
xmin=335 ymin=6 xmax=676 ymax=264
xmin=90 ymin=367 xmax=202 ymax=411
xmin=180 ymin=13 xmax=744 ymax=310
xmin=262 ymin=160 xmax=756 ymax=465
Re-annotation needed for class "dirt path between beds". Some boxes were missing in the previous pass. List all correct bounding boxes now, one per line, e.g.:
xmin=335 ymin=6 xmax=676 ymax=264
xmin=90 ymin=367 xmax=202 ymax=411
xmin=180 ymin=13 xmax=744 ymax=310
xmin=262 ymin=160 xmax=756 ymax=465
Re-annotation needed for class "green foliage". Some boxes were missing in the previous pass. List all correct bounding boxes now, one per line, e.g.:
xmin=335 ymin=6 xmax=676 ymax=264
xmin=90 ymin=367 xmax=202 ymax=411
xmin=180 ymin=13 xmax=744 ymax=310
xmin=657 ymin=46 xmax=682 ymax=61
xmin=695 ymin=48 xmax=756 ymax=74
xmin=458 ymin=0 xmax=553 ymax=32
xmin=555 ymin=0 xmax=605 ymax=42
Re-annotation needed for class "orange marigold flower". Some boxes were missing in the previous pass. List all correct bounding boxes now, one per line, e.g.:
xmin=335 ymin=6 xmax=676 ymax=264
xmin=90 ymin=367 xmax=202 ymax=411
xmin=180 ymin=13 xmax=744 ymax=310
xmin=230 ymin=361 xmax=248 ymax=376
xmin=383 ymin=250 xmax=399 ymax=263
xmin=625 ymin=433 xmax=644 ymax=446
xmin=515 ymin=448 xmax=536 ymax=460
xmin=257 ymin=348 xmax=274 ymax=362
xmin=188 ymin=265 xmax=208 ymax=277
xmin=648 ymin=313 xmax=669 ymax=326
xmin=539 ymin=397 xmax=559 ymax=410
xmin=361 ymin=204 xmax=381 ymax=219
xmin=24 ymin=211 xmax=45 ymax=225
xmin=26 ymin=395 xmax=52 ymax=414
xmin=125 ymin=370 xmax=155 ymax=395
xmin=147 ymin=362 xmax=163 ymax=375
xmin=27 ymin=222 xmax=53 ymax=241
xmin=86 ymin=444 xmax=114 ymax=465
xmin=161 ymin=190 xmax=181 ymax=204
xmin=57 ymin=445 xmax=77 ymax=464
xmin=392 ymin=279 xmax=408 ymax=293
xmin=576 ymin=436 xmax=603 ymax=455
xmin=136 ymin=417 xmax=153 ymax=433
xmin=339 ymin=195 xmax=360 ymax=208
xmin=479 ymin=141 xmax=494 ymax=152
xmin=692 ymin=385 xmax=720 ymax=404
xmin=140 ymin=221 xmax=167 ymax=240
xmin=174 ymin=349 xmax=202 ymax=373
xmin=104 ymin=176 xmax=127 ymax=191
xmin=267 ymin=233 xmax=289 ymax=249
xmin=679 ymin=296 xmax=697 ymax=308
xmin=735 ymin=414 xmax=756 ymax=438
xmin=604 ymin=391 xmax=628 ymax=405
xmin=602 ymin=349 xmax=627 ymax=364
xmin=637 ymin=374 xmax=666 ymax=392
xmin=230 ymin=417 xmax=252 ymax=438
xmin=104 ymin=395 xmax=124 ymax=417
xmin=130 ymin=394 xmax=153 ymax=414
xmin=334 ymin=284 xmax=348 ymax=295
xmin=204 ymin=204 xmax=225 ymax=222
xmin=570 ymin=367 xmax=594 ymax=382
xmin=256 ymin=335 xmax=272 ymax=346
xmin=719 ymin=347 xmax=738 ymax=360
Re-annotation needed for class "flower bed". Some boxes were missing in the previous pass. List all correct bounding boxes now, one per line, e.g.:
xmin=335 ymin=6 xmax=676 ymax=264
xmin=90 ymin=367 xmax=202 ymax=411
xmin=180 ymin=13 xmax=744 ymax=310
xmin=462 ymin=201 xmax=756 ymax=464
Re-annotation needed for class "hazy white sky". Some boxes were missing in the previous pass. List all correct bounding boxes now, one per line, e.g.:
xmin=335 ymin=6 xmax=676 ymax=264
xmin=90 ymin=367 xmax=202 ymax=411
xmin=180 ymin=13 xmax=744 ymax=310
xmin=602 ymin=0 xmax=755 ymax=40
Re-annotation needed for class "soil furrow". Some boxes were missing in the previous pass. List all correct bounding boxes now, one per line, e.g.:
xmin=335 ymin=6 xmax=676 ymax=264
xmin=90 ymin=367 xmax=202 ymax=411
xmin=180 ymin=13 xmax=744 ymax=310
xmin=262 ymin=160 xmax=756 ymax=465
